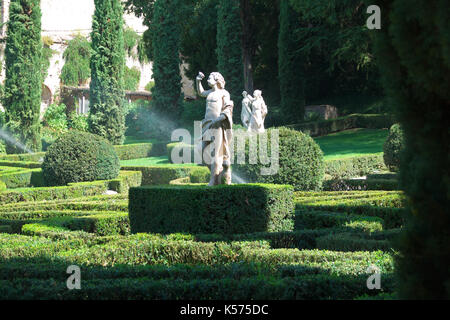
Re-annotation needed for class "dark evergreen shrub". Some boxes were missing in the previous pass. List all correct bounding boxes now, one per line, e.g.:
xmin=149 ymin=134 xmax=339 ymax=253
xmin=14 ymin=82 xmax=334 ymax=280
xmin=278 ymin=0 xmax=305 ymax=124
xmin=2 ymin=0 xmax=42 ymax=153
xmin=370 ymin=0 xmax=450 ymax=299
xmin=151 ymin=0 xmax=182 ymax=123
xmin=234 ymin=127 xmax=325 ymax=191
xmin=217 ymin=0 xmax=244 ymax=118
xmin=383 ymin=124 xmax=404 ymax=172
xmin=42 ymin=131 xmax=120 ymax=186
xmin=89 ymin=0 xmax=126 ymax=145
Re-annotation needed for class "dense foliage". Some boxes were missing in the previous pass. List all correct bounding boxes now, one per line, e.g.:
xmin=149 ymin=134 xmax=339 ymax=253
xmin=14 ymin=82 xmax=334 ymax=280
xmin=383 ymin=124 xmax=404 ymax=172
xmin=150 ymin=0 xmax=183 ymax=125
xmin=234 ymin=127 xmax=325 ymax=191
xmin=60 ymin=35 xmax=92 ymax=86
xmin=42 ymin=131 xmax=120 ymax=186
xmin=216 ymin=0 xmax=244 ymax=114
xmin=278 ymin=0 xmax=305 ymax=124
xmin=288 ymin=0 xmax=382 ymax=101
xmin=370 ymin=0 xmax=450 ymax=299
xmin=42 ymin=103 xmax=68 ymax=133
xmin=41 ymin=36 xmax=55 ymax=82
xmin=124 ymin=66 xmax=141 ymax=91
xmin=178 ymin=0 xmax=218 ymax=82
xmin=2 ymin=0 xmax=42 ymax=153
xmin=89 ymin=0 xmax=126 ymax=145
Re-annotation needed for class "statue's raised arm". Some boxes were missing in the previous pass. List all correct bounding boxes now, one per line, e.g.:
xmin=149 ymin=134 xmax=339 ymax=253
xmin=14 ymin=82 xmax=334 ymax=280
xmin=196 ymin=72 xmax=212 ymax=98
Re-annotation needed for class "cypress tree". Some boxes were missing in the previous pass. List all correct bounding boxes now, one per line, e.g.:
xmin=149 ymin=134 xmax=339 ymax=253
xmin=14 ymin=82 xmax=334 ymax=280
xmin=89 ymin=0 xmax=126 ymax=145
xmin=278 ymin=0 xmax=305 ymax=123
xmin=371 ymin=0 xmax=450 ymax=299
xmin=151 ymin=0 xmax=182 ymax=123
xmin=217 ymin=0 xmax=244 ymax=120
xmin=2 ymin=0 xmax=42 ymax=153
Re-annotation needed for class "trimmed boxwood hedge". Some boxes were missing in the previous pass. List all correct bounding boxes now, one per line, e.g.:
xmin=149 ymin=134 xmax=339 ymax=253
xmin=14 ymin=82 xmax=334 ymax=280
xmin=129 ymin=184 xmax=295 ymax=234
xmin=0 ymin=171 xmax=141 ymax=205
xmin=325 ymin=154 xmax=386 ymax=179
xmin=233 ymin=127 xmax=325 ymax=191
xmin=0 ymin=152 xmax=45 ymax=162
xmin=323 ymin=178 xmax=399 ymax=191
xmin=122 ymin=165 xmax=209 ymax=185
xmin=288 ymin=113 xmax=394 ymax=137
xmin=383 ymin=124 xmax=404 ymax=172
xmin=42 ymin=131 xmax=120 ymax=186
xmin=0 ymin=160 xmax=41 ymax=169
xmin=114 ymin=143 xmax=153 ymax=161
xmin=0 ymin=168 xmax=44 ymax=188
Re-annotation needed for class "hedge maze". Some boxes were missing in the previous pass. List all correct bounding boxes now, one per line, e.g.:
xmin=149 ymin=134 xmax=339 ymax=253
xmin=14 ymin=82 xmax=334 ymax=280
xmin=0 ymin=144 xmax=402 ymax=299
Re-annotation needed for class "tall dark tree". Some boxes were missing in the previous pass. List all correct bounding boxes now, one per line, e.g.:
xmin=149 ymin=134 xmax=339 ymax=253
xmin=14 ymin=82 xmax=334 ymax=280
xmin=217 ymin=0 xmax=244 ymax=118
xmin=370 ymin=0 xmax=450 ymax=299
xmin=150 ymin=0 xmax=183 ymax=122
xmin=180 ymin=0 xmax=218 ymax=82
xmin=89 ymin=0 xmax=126 ymax=145
xmin=278 ymin=0 xmax=305 ymax=123
xmin=2 ymin=0 xmax=42 ymax=153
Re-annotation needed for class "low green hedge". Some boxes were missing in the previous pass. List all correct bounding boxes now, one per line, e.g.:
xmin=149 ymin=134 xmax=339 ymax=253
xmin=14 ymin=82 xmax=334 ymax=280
xmin=325 ymin=154 xmax=387 ymax=179
xmin=114 ymin=143 xmax=153 ymax=161
xmin=0 ymin=160 xmax=41 ymax=168
xmin=295 ymin=210 xmax=384 ymax=232
xmin=166 ymin=142 xmax=195 ymax=164
xmin=129 ymin=184 xmax=295 ymax=234
xmin=0 ymin=171 xmax=141 ymax=205
xmin=122 ymin=165 xmax=208 ymax=185
xmin=0 ymin=168 xmax=44 ymax=188
xmin=316 ymin=233 xmax=392 ymax=252
xmin=323 ymin=178 xmax=399 ymax=191
xmin=0 ymin=143 xmax=167 ymax=166
xmin=0 ymin=180 xmax=6 ymax=192
xmin=288 ymin=113 xmax=394 ymax=137
xmin=0 ymin=274 xmax=395 ymax=300
xmin=0 ymin=152 xmax=45 ymax=162
xmin=21 ymin=212 xmax=130 ymax=238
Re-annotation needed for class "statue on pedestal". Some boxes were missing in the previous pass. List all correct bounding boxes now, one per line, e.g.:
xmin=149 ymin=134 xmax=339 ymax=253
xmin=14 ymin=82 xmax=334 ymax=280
xmin=196 ymin=71 xmax=233 ymax=186
xmin=242 ymin=90 xmax=268 ymax=133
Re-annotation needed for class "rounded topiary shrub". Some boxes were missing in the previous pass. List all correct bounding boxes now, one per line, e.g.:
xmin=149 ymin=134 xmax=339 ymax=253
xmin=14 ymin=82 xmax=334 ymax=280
xmin=383 ymin=124 xmax=405 ymax=172
xmin=233 ymin=127 xmax=325 ymax=190
xmin=0 ymin=180 xmax=6 ymax=192
xmin=42 ymin=131 xmax=120 ymax=186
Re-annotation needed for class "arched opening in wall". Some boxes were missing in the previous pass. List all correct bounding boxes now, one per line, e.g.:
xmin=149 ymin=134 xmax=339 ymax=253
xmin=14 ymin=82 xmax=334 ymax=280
xmin=41 ymin=84 xmax=53 ymax=114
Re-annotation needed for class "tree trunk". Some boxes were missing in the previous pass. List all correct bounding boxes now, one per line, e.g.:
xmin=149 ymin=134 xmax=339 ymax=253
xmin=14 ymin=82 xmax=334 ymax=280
xmin=240 ymin=0 xmax=254 ymax=94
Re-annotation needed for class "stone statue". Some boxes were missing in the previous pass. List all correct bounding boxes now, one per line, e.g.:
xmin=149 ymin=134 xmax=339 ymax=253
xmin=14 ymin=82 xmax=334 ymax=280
xmin=246 ymin=90 xmax=267 ymax=133
xmin=196 ymin=71 xmax=233 ymax=186
xmin=241 ymin=91 xmax=252 ymax=130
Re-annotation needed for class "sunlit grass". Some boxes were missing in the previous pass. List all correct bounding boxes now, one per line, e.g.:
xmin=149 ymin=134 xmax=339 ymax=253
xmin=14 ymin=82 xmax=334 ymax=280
xmin=314 ymin=128 xmax=388 ymax=160
xmin=120 ymin=155 xmax=199 ymax=167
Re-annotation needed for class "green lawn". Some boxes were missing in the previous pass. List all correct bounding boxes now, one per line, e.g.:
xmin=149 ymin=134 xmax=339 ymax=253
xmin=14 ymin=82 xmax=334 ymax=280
xmin=123 ymin=136 xmax=158 ymax=145
xmin=314 ymin=128 xmax=388 ymax=160
xmin=123 ymin=129 xmax=388 ymax=164
xmin=120 ymin=155 xmax=199 ymax=167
